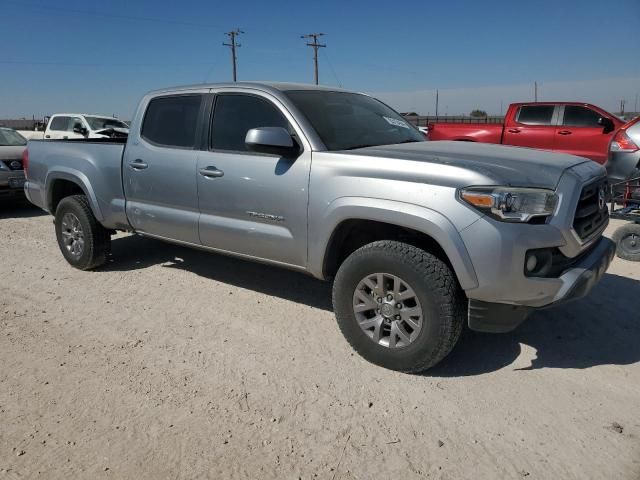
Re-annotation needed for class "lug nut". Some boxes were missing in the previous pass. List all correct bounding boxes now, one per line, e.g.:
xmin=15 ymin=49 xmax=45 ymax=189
xmin=376 ymin=297 xmax=383 ymax=303
xmin=396 ymin=303 xmax=403 ymax=309
xmin=394 ymin=315 xmax=401 ymax=320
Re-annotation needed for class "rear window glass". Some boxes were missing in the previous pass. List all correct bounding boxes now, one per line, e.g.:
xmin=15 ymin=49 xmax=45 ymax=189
xmin=563 ymin=106 xmax=601 ymax=127
xmin=516 ymin=105 xmax=555 ymax=125
xmin=49 ymin=116 xmax=70 ymax=131
xmin=141 ymin=95 xmax=202 ymax=148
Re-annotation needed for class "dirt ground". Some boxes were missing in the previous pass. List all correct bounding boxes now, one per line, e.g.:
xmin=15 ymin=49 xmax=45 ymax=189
xmin=1 ymin=200 xmax=639 ymax=480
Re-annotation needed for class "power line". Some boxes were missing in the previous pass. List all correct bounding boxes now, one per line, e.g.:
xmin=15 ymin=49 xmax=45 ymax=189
xmin=223 ymin=29 xmax=243 ymax=82
xmin=301 ymin=33 xmax=326 ymax=85
xmin=5 ymin=0 xmax=223 ymax=30
xmin=0 ymin=60 xmax=210 ymax=67
xmin=321 ymin=48 xmax=342 ymax=88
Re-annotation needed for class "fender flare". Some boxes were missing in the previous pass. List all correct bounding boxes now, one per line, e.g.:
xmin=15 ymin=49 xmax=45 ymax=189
xmin=45 ymin=168 xmax=104 ymax=221
xmin=309 ymin=197 xmax=478 ymax=291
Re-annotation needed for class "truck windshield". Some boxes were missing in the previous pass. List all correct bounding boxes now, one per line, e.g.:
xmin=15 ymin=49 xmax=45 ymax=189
xmin=84 ymin=116 xmax=129 ymax=131
xmin=0 ymin=129 xmax=27 ymax=146
xmin=284 ymin=91 xmax=424 ymax=151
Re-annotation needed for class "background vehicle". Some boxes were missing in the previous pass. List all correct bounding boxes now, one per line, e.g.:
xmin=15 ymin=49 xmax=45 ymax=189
xmin=0 ymin=127 xmax=26 ymax=198
xmin=427 ymin=102 xmax=623 ymax=164
xmin=23 ymin=83 xmax=614 ymax=372
xmin=605 ymin=116 xmax=640 ymax=188
xmin=40 ymin=114 xmax=129 ymax=140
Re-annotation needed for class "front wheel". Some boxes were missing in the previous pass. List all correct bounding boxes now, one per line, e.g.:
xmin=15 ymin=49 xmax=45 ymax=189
xmin=332 ymin=241 xmax=466 ymax=373
xmin=54 ymin=195 xmax=111 ymax=270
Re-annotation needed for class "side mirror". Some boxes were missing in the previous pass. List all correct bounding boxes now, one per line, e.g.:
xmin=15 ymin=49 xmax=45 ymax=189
xmin=245 ymin=127 xmax=299 ymax=157
xmin=598 ymin=117 xmax=615 ymax=133
xmin=73 ymin=125 xmax=87 ymax=136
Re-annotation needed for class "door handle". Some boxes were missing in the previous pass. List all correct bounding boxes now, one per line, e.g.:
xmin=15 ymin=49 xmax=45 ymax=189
xmin=129 ymin=159 xmax=148 ymax=170
xmin=558 ymin=130 xmax=572 ymax=135
xmin=507 ymin=128 xmax=520 ymax=133
xmin=199 ymin=166 xmax=224 ymax=178
xmin=45 ymin=135 xmax=50 ymax=138
xmin=63 ymin=136 xmax=68 ymax=139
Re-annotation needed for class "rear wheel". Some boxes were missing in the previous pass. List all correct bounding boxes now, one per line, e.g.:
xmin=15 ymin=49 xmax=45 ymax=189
xmin=613 ymin=223 xmax=640 ymax=262
xmin=332 ymin=240 xmax=466 ymax=373
xmin=54 ymin=195 xmax=111 ymax=270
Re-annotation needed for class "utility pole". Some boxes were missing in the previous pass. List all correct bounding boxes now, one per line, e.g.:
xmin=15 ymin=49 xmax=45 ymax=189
xmin=620 ymin=99 xmax=626 ymax=116
xmin=435 ymin=89 xmax=439 ymax=117
xmin=534 ymin=81 xmax=538 ymax=102
xmin=223 ymin=28 xmax=243 ymax=82
xmin=301 ymin=33 xmax=326 ymax=85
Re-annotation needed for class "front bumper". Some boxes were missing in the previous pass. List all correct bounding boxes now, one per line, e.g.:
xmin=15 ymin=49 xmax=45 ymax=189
xmin=468 ymin=236 xmax=615 ymax=332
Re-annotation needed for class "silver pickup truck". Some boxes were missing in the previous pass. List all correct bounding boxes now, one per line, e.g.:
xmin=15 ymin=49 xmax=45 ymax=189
xmin=24 ymin=82 xmax=615 ymax=372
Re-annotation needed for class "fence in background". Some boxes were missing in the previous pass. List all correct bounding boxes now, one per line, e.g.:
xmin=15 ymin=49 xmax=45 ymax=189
xmin=403 ymin=115 xmax=505 ymax=127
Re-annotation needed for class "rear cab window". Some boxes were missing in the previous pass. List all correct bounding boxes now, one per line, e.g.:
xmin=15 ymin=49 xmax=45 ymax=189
xmin=515 ymin=105 xmax=555 ymax=125
xmin=141 ymin=95 xmax=203 ymax=148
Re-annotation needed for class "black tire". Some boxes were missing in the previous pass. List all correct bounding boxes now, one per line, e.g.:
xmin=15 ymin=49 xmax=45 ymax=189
xmin=612 ymin=223 xmax=640 ymax=262
xmin=332 ymin=240 xmax=466 ymax=373
xmin=54 ymin=195 xmax=111 ymax=270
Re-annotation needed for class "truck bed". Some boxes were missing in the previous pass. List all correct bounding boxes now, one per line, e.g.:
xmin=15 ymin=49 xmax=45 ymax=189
xmin=25 ymin=139 xmax=129 ymax=230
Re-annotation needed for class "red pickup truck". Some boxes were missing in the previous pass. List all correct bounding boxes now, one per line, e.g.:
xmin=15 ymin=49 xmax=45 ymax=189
xmin=427 ymin=102 xmax=624 ymax=164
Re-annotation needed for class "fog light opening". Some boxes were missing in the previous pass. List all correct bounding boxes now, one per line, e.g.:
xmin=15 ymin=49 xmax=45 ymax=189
xmin=524 ymin=249 xmax=553 ymax=277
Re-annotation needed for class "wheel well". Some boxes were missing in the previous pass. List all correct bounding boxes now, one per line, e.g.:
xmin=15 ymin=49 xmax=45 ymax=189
xmin=323 ymin=219 xmax=452 ymax=279
xmin=49 ymin=179 xmax=85 ymax=213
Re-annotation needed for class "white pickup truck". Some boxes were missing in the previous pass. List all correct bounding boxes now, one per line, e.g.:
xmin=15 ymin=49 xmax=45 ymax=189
xmin=38 ymin=114 xmax=129 ymax=140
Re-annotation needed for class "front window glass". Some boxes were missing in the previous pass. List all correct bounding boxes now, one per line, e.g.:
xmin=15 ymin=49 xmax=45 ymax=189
xmin=563 ymin=106 xmax=602 ymax=127
xmin=284 ymin=91 xmax=424 ymax=151
xmin=85 ymin=116 xmax=129 ymax=130
xmin=210 ymin=94 xmax=290 ymax=152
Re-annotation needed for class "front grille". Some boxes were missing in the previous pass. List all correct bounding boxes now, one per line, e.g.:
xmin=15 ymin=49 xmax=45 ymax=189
xmin=2 ymin=159 xmax=23 ymax=171
xmin=573 ymin=178 xmax=608 ymax=240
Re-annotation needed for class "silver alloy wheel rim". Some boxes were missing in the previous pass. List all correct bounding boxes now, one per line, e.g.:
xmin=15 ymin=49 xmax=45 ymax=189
xmin=352 ymin=272 xmax=423 ymax=348
xmin=621 ymin=233 xmax=640 ymax=254
xmin=60 ymin=212 xmax=85 ymax=259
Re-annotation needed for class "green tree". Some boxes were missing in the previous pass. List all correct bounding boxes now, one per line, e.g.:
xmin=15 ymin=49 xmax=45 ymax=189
xmin=470 ymin=109 xmax=488 ymax=118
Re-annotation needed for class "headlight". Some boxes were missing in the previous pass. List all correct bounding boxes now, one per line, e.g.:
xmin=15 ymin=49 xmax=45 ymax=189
xmin=460 ymin=187 xmax=558 ymax=222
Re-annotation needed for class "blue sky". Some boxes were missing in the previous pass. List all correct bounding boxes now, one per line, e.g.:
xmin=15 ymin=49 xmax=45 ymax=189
xmin=1 ymin=0 xmax=639 ymax=118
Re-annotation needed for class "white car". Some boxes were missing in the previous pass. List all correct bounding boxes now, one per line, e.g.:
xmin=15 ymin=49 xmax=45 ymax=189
xmin=43 ymin=114 xmax=129 ymax=140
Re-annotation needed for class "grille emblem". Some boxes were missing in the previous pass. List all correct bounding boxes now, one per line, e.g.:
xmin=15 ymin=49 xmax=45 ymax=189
xmin=10 ymin=160 xmax=21 ymax=170
xmin=598 ymin=186 xmax=606 ymax=211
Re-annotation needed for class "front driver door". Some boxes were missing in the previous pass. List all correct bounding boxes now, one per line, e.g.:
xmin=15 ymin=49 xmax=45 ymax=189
xmin=554 ymin=105 xmax=612 ymax=163
xmin=197 ymin=91 xmax=311 ymax=267
xmin=122 ymin=93 xmax=205 ymax=243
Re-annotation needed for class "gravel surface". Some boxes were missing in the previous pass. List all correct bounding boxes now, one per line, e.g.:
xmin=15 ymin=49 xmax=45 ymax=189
xmin=1 ymin=200 xmax=639 ymax=479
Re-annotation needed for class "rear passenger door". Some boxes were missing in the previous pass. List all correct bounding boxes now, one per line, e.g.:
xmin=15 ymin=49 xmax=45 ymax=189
xmin=554 ymin=105 xmax=610 ymax=163
xmin=122 ymin=93 xmax=205 ymax=244
xmin=502 ymin=105 xmax=557 ymax=151
xmin=196 ymin=91 xmax=311 ymax=267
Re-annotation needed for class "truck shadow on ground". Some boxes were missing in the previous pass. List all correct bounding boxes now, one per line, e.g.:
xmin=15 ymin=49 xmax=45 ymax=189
xmin=0 ymin=199 xmax=46 ymax=219
xmin=105 ymin=234 xmax=333 ymax=311
xmin=105 ymin=235 xmax=640 ymax=376
xmin=429 ymin=273 xmax=640 ymax=377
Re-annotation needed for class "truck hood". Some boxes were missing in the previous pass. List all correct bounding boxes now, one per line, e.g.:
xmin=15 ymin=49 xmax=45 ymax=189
xmin=0 ymin=145 xmax=26 ymax=161
xmin=346 ymin=140 xmax=591 ymax=189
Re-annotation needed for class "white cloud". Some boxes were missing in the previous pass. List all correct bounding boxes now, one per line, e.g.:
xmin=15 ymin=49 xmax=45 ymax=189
xmin=371 ymin=77 xmax=640 ymax=116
